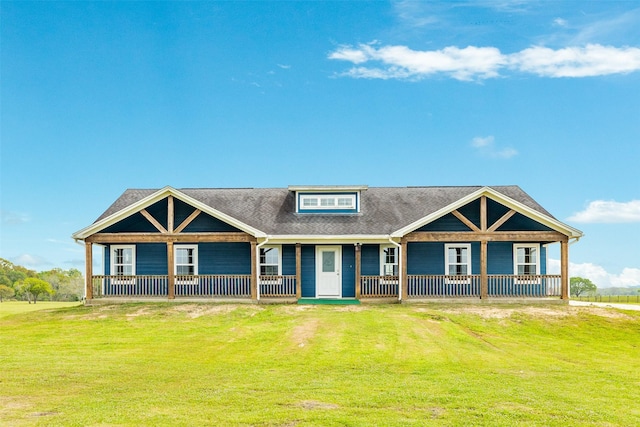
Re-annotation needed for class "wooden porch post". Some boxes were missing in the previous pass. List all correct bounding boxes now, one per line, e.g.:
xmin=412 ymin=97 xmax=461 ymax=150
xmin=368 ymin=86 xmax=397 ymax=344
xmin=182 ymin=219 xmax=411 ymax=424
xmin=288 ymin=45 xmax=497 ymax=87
xmin=480 ymin=240 xmax=488 ymax=299
xmin=295 ymin=243 xmax=302 ymax=299
xmin=85 ymin=242 xmax=93 ymax=300
xmin=355 ymin=244 xmax=361 ymax=299
xmin=167 ymin=241 xmax=175 ymax=299
xmin=401 ymin=240 xmax=408 ymax=301
xmin=561 ymin=238 xmax=569 ymax=300
xmin=250 ymin=241 xmax=257 ymax=300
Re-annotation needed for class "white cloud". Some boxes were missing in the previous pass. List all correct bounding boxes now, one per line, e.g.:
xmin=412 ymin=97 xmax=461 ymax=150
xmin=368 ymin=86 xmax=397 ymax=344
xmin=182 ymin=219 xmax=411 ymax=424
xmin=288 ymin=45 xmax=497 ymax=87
xmin=277 ymin=64 xmax=291 ymax=69
xmin=11 ymin=254 xmax=51 ymax=269
xmin=1 ymin=210 xmax=29 ymax=225
xmin=329 ymin=43 xmax=640 ymax=80
xmin=510 ymin=44 xmax=640 ymax=77
xmin=548 ymin=259 xmax=640 ymax=288
xmin=567 ymin=200 xmax=640 ymax=223
xmin=470 ymin=135 xmax=518 ymax=159
xmin=553 ymin=18 xmax=568 ymax=27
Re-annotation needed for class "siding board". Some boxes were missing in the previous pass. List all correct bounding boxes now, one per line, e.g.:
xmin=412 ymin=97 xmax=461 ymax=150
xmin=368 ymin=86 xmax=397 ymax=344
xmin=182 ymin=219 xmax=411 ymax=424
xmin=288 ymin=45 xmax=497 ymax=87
xmin=301 ymin=245 xmax=316 ymax=298
xmin=361 ymin=244 xmax=379 ymax=275
xmin=342 ymin=245 xmax=356 ymax=298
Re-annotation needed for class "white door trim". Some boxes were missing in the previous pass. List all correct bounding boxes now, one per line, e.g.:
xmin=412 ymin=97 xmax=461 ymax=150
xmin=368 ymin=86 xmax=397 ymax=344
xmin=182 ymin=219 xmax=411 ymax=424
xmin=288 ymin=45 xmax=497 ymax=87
xmin=315 ymin=246 xmax=342 ymax=298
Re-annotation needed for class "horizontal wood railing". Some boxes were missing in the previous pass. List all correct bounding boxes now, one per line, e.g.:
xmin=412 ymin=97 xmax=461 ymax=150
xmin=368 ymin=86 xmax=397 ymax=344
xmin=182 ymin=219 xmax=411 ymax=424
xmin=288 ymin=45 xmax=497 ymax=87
xmin=488 ymin=275 xmax=561 ymax=297
xmin=259 ymin=275 xmax=297 ymax=297
xmin=361 ymin=276 xmax=399 ymax=298
xmin=407 ymin=275 xmax=480 ymax=298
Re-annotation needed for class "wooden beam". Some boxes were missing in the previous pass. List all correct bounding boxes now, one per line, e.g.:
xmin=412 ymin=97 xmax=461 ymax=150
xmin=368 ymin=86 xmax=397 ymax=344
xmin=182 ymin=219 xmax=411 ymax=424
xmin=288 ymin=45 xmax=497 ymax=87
xmin=401 ymin=240 xmax=408 ymax=301
xmin=86 ymin=232 xmax=255 ymax=243
xmin=167 ymin=196 xmax=174 ymax=233
xmin=480 ymin=241 xmax=488 ymax=299
xmin=140 ymin=209 xmax=168 ymax=234
xmin=404 ymin=231 xmax=567 ymax=242
xmin=355 ymin=244 xmax=361 ymax=299
xmin=487 ymin=209 xmax=516 ymax=232
xmin=295 ymin=243 xmax=302 ymax=299
xmin=174 ymin=209 xmax=201 ymax=234
xmin=452 ymin=210 xmax=481 ymax=232
xmin=167 ymin=241 xmax=175 ymax=299
xmin=250 ymin=241 xmax=257 ymax=300
xmin=480 ymin=196 xmax=487 ymax=231
xmin=561 ymin=238 xmax=569 ymax=300
xmin=85 ymin=242 xmax=93 ymax=300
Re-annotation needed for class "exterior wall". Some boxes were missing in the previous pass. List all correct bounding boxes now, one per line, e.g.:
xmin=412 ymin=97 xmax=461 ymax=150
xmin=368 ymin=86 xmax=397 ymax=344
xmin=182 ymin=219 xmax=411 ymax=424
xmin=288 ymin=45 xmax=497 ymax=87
xmin=361 ymin=244 xmax=380 ymax=275
xmin=301 ymin=245 xmax=316 ymax=298
xmin=342 ymin=245 xmax=356 ymax=298
xmin=104 ymin=242 xmax=251 ymax=275
xmin=282 ymin=244 xmax=297 ymax=276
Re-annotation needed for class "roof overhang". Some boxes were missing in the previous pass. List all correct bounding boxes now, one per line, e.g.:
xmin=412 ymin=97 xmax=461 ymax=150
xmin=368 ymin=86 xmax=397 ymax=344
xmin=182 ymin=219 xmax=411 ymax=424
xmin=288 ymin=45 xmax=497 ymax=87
xmin=287 ymin=185 xmax=368 ymax=192
xmin=391 ymin=186 xmax=583 ymax=240
xmin=72 ymin=186 xmax=267 ymax=241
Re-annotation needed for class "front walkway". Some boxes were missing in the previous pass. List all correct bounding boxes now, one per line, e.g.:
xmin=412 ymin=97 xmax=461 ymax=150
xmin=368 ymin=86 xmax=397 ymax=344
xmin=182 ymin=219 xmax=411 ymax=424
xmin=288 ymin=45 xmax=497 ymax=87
xmin=569 ymin=300 xmax=640 ymax=311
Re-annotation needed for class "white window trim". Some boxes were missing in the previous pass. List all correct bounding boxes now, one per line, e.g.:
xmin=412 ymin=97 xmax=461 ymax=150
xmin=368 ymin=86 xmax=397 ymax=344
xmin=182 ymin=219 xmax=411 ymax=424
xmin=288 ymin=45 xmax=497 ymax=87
xmin=259 ymin=245 xmax=282 ymax=284
xmin=175 ymin=244 xmax=198 ymax=285
xmin=444 ymin=243 xmax=472 ymax=284
xmin=379 ymin=245 xmax=399 ymax=283
xmin=513 ymin=243 xmax=541 ymax=284
xmin=111 ymin=245 xmax=136 ymax=284
xmin=298 ymin=194 xmax=356 ymax=211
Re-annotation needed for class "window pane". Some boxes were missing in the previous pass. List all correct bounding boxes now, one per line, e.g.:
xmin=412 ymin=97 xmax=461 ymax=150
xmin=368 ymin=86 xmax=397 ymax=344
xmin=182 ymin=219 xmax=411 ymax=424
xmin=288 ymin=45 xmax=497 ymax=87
xmin=322 ymin=251 xmax=335 ymax=272
xmin=261 ymin=265 xmax=278 ymax=275
xmin=320 ymin=198 xmax=335 ymax=207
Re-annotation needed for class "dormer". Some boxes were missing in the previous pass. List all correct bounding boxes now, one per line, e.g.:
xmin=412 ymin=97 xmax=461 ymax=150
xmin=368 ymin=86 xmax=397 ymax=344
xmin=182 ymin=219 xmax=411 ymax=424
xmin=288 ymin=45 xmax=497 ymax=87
xmin=288 ymin=185 xmax=368 ymax=214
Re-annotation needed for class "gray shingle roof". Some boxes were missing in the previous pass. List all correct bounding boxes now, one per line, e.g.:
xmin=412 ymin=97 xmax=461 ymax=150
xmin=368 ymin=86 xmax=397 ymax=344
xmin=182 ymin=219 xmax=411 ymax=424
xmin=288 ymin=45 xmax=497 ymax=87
xmin=95 ymin=186 xmax=554 ymax=236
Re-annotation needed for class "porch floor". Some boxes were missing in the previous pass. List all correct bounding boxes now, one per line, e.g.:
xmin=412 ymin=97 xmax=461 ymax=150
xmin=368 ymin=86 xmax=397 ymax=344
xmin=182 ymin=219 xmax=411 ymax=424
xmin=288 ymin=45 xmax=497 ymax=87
xmin=297 ymin=298 xmax=361 ymax=305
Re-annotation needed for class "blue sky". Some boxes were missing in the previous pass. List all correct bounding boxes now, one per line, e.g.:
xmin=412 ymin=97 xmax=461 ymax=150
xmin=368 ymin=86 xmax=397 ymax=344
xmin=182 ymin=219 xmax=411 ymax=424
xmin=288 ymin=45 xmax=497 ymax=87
xmin=1 ymin=1 xmax=639 ymax=288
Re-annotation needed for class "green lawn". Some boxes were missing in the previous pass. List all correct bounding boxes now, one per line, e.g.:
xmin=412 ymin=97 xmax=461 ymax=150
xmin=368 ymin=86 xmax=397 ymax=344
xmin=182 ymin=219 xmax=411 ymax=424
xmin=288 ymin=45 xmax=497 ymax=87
xmin=0 ymin=301 xmax=82 ymax=318
xmin=573 ymin=295 xmax=640 ymax=304
xmin=1 ymin=303 xmax=639 ymax=426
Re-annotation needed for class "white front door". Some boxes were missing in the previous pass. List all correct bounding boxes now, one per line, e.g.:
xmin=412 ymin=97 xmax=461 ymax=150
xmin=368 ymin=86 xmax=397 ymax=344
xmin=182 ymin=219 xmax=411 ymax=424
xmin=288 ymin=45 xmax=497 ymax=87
xmin=316 ymin=246 xmax=342 ymax=298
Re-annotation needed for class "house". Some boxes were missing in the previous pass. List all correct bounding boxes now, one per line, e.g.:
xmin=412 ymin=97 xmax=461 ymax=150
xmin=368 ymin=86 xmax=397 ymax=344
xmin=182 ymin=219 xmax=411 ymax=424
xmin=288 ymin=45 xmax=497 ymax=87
xmin=72 ymin=185 xmax=583 ymax=303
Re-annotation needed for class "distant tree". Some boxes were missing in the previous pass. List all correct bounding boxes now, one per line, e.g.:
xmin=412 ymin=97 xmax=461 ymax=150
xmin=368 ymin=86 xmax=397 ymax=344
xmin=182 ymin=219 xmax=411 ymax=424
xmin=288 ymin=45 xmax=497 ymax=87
xmin=39 ymin=268 xmax=83 ymax=301
xmin=0 ymin=285 xmax=15 ymax=302
xmin=570 ymin=277 xmax=597 ymax=297
xmin=17 ymin=278 xmax=54 ymax=303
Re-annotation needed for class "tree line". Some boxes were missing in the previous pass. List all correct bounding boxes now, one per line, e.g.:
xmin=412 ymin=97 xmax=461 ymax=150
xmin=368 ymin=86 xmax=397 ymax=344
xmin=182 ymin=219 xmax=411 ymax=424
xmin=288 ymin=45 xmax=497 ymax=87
xmin=0 ymin=258 xmax=84 ymax=303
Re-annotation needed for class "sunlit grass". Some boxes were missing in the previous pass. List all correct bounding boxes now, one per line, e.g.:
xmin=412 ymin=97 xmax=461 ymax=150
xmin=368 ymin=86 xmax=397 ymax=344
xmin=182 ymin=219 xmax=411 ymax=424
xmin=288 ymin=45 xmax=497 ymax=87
xmin=0 ymin=301 xmax=81 ymax=318
xmin=1 ymin=303 xmax=639 ymax=426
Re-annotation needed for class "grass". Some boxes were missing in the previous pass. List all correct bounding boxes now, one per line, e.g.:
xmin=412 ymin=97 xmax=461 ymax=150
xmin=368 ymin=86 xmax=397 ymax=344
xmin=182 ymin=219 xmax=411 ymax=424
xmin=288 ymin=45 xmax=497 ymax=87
xmin=0 ymin=301 xmax=82 ymax=318
xmin=1 ymin=303 xmax=639 ymax=426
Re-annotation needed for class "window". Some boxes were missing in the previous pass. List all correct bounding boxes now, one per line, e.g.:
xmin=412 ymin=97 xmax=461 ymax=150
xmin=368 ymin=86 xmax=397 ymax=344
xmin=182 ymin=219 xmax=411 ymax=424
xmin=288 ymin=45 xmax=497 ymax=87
xmin=514 ymin=244 xmax=540 ymax=281
xmin=111 ymin=245 xmax=135 ymax=284
xmin=175 ymin=245 xmax=198 ymax=283
xmin=445 ymin=244 xmax=471 ymax=280
xmin=298 ymin=194 xmax=356 ymax=211
xmin=380 ymin=246 xmax=399 ymax=277
xmin=259 ymin=246 xmax=281 ymax=276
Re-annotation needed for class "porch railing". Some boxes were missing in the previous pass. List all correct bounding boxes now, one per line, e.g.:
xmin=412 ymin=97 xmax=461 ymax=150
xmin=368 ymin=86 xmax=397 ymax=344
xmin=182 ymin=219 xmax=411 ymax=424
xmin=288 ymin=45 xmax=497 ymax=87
xmin=360 ymin=276 xmax=399 ymax=298
xmin=91 ymin=275 xmax=251 ymax=298
xmin=407 ymin=275 xmax=481 ymax=298
xmin=174 ymin=275 xmax=251 ymax=298
xmin=259 ymin=275 xmax=297 ymax=297
xmin=91 ymin=275 xmax=169 ymax=297
xmin=488 ymin=275 xmax=561 ymax=297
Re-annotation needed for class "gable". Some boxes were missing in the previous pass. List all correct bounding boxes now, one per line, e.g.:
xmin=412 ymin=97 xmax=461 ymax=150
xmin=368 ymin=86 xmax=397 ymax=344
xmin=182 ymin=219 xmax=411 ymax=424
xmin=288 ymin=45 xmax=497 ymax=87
xmin=72 ymin=186 xmax=263 ymax=240
xmin=393 ymin=187 xmax=581 ymax=238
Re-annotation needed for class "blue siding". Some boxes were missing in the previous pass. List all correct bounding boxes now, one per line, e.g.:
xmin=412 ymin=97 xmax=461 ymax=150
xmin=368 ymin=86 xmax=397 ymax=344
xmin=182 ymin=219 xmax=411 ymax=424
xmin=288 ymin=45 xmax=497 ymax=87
xmin=102 ymin=212 xmax=158 ymax=233
xmin=458 ymin=199 xmax=481 ymax=229
xmin=282 ymin=245 xmax=296 ymax=276
xmin=301 ymin=245 xmax=316 ymax=298
xmin=199 ymin=243 xmax=251 ymax=274
xmin=145 ymin=199 xmax=169 ymax=229
xmin=137 ymin=243 xmax=168 ymax=275
xmin=104 ymin=246 xmax=111 ymax=275
xmin=342 ymin=245 xmax=356 ymax=298
xmin=487 ymin=198 xmax=510 ymax=226
xmin=407 ymin=242 xmax=443 ymax=274
xmin=488 ymin=242 xmax=512 ymax=274
xmin=417 ymin=213 xmax=472 ymax=232
xmin=361 ymin=244 xmax=379 ymax=275
xmin=499 ymin=212 xmax=554 ymax=232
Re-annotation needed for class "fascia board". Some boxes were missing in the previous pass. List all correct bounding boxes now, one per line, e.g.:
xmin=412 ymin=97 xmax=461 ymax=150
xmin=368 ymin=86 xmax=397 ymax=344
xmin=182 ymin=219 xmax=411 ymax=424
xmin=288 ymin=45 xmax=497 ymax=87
xmin=72 ymin=186 xmax=266 ymax=240
xmin=262 ymin=235 xmax=395 ymax=244
xmin=288 ymin=185 xmax=368 ymax=192
xmin=392 ymin=187 xmax=583 ymax=239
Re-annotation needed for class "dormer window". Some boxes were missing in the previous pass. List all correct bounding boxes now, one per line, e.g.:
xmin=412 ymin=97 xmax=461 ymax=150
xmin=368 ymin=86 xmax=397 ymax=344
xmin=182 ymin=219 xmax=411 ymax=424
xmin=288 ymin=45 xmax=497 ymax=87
xmin=290 ymin=185 xmax=366 ymax=214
